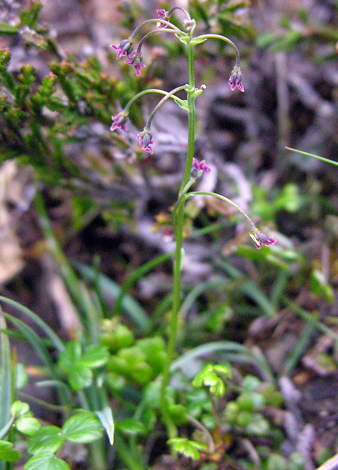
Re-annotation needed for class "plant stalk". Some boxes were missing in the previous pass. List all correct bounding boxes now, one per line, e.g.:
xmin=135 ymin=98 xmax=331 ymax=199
xmin=159 ymin=38 xmax=196 ymax=439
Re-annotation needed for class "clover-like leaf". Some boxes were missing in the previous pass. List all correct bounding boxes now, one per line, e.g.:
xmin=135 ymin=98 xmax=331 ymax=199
xmin=24 ymin=451 xmax=70 ymax=470
xmin=115 ymin=418 xmax=146 ymax=436
xmin=68 ymin=365 xmax=93 ymax=391
xmin=58 ymin=341 xmax=82 ymax=372
xmin=80 ymin=345 xmax=109 ymax=368
xmin=168 ymin=437 xmax=208 ymax=460
xmin=27 ymin=425 xmax=64 ymax=455
xmin=0 ymin=440 xmax=21 ymax=462
xmin=16 ymin=416 xmax=41 ymax=435
xmin=62 ymin=411 xmax=103 ymax=444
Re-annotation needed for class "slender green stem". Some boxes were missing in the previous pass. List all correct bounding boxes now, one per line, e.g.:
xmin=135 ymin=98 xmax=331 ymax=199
xmin=184 ymin=414 xmax=215 ymax=453
xmin=194 ymin=33 xmax=240 ymax=65
xmin=144 ymin=85 xmax=187 ymax=130
xmin=123 ymin=89 xmax=174 ymax=113
xmin=136 ymin=28 xmax=182 ymax=54
xmin=130 ymin=18 xmax=183 ymax=40
xmin=159 ymin=36 xmax=197 ymax=440
xmin=186 ymin=191 xmax=257 ymax=231
xmin=166 ymin=6 xmax=192 ymax=22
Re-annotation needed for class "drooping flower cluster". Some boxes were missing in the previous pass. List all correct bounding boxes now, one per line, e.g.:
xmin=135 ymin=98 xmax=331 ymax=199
xmin=110 ymin=7 xmax=246 ymax=159
xmin=111 ymin=39 xmax=146 ymax=76
xmin=192 ymin=158 xmax=211 ymax=176
xmin=249 ymin=230 xmax=276 ymax=249
xmin=229 ymin=66 xmax=244 ymax=92
xmin=137 ymin=130 xmax=155 ymax=154
xmin=110 ymin=113 xmax=128 ymax=132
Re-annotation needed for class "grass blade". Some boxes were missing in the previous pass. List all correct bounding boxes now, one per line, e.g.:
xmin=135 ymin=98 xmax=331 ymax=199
xmin=4 ymin=313 xmax=55 ymax=376
xmin=0 ymin=296 xmax=64 ymax=352
xmin=286 ymin=147 xmax=338 ymax=167
xmin=73 ymin=262 xmax=151 ymax=333
xmin=0 ymin=308 xmax=13 ymax=470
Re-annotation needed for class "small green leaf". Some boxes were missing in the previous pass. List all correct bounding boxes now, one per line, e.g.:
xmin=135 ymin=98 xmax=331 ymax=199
xmin=95 ymin=407 xmax=114 ymax=445
xmin=16 ymin=363 xmax=29 ymax=389
xmin=310 ymin=269 xmax=335 ymax=304
xmin=80 ymin=345 xmax=109 ymax=368
xmin=62 ymin=411 xmax=103 ymax=443
xmin=68 ymin=365 xmax=92 ymax=391
xmin=190 ymin=37 xmax=208 ymax=46
xmin=168 ymin=437 xmax=208 ymax=460
xmin=192 ymin=364 xmax=227 ymax=397
xmin=172 ymin=96 xmax=188 ymax=111
xmin=58 ymin=341 xmax=82 ymax=371
xmin=11 ymin=400 xmax=30 ymax=417
xmin=0 ymin=440 xmax=21 ymax=462
xmin=27 ymin=425 xmax=64 ymax=454
xmin=24 ymin=452 xmax=70 ymax=470
xmin=115 ymin=418 xmax=146 ymax=436
xmin=16 ymin=416 xmax=41 ymax=435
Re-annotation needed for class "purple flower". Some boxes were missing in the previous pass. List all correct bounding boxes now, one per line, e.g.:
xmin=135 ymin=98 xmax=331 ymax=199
xmin=137 ymin=130 xmax=155 ymax=154
xmin=125 ymin=53 xmax=146 ymax=76
xmin=229 ymin=66 xmax=244 ymax=92
xmin=156 ymin=9 xmax=167 ymax=19
xmin=110 ymin=113 xmax=128 ymax=132
xmin=249 ymin=230 xmax=276 ymax=249
xmin=192 ymin=158 xmax=211 ymax=175
xmin=156 ymin=9 xmax=169 ymax=27
xmin=111 ymin=38 xmax=134 ymax=60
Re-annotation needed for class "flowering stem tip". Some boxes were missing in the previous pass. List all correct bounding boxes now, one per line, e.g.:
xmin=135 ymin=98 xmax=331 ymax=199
xmin=249 ymin=230 xmax=276 ymax=249
xmin=229 ymin=66 xmax=244 ymax=92
xmin=192 ymin=158 xmax=211 ymax=176
xmin=110 ymin=113 xmax=128 ymax=132
xmin=137 ymin=129 xmax=155 ymax=154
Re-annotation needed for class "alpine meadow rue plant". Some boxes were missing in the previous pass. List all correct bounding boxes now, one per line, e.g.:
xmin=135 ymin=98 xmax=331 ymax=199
xmin=110 ymin=5 xmax=276 ymax=442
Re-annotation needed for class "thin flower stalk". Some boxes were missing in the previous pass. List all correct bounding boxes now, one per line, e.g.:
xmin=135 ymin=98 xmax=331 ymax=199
xmin=185 ymin=191 xmax=276 ymax=249
xmin=143 ymin=85 xmax=187 ymax=130
xmin=159 ymin=36 xmax=197 ymax=440
xmin=194 ymin=33 xmax=244 ymax=92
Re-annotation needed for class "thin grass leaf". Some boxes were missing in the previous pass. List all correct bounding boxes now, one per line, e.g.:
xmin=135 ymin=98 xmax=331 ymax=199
xmin=113 ymin=251 xmax=174 ymax=318
xmin=286 ymin=147 xmax=338 ymax=167
xmin=34 ymin=190 xmax=91 ymax=326
xmin=178 ymin=279 xmax=229 ymax=319
xmin=171 ymin=341 xmax=274 ymax=382
xmin=284 ymin=298 xmax=338 ymax=341
xmin=0 ymin=296 xmax=64 ymax=352
xmin=241 ymin=280 xmax=276 ymax=317
xmin=216 ymin=259 xmax=276 ymax=316
xmin=0 ymin=311 xmax=12 ymax=431
xmin=0 ymin=417 xmax=14 ymax=440
xmin=283 ymin=322 xmax=316 ymax=376
xmin=270 ymin=270 xmax=290 ymax=310
xmin=73 ymin=261 xmax=151 ymax=333
xmin=0 ymin=310 xmax=12 ymax=470
xmin=3 ymin=313 xmax=56 ymax=376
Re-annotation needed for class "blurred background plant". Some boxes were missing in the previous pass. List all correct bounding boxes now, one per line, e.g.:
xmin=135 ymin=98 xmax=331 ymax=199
xmin=0 ymin=0 xmax=338 ymax=469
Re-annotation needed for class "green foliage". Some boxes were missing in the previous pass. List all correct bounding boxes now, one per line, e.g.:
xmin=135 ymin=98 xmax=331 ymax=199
xmin=24 ymin=452 xmax=70 ymax=470
xmin=58 ymin=341 xmax=109 ymax=390
xmin=192 ymin=363 xmax=232 ymax=397
xmin=0 ymin=441 xmax=21 ymax=462
xmin=27 ymin=411 xmax=103 ymax=454
xmin=168 ymin=437 xmax=208 ymax=460
xmin=107 ymin=336 xmax=167 ymax=385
